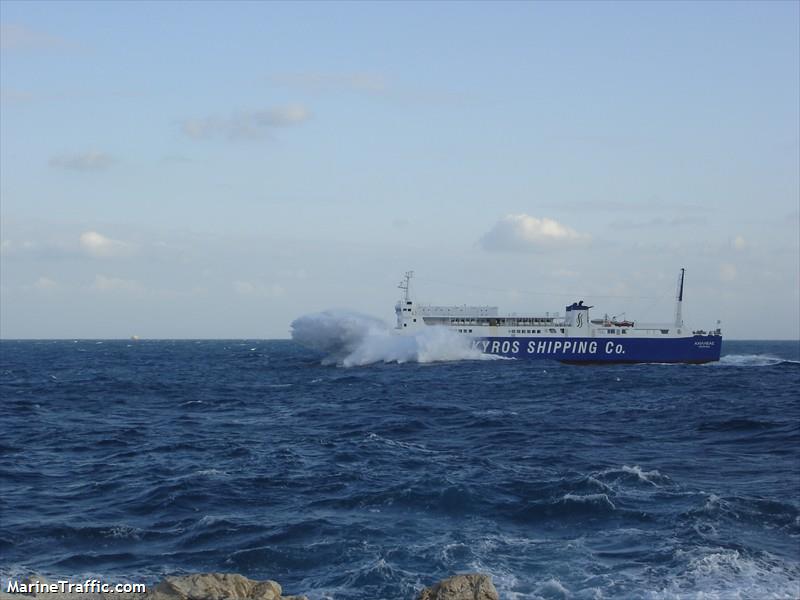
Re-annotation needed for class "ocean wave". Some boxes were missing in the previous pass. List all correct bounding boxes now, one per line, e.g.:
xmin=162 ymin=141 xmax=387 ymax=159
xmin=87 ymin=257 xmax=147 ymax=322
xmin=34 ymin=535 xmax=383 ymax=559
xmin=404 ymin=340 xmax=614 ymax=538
xmin=645 ymin=547 xmax=800 ymax=600
xmin=687 ymin=493 xmax=800 ymax=533
xmin=697 ymin=418 xmax=779 ymax=432
xmin=594 ymin=464 xmax=669 ymax=487
xmin=290 ymin=310 xmax=499 ymax=366
xmin=101 ymin=525 xmax=142 ymax=540
xmin=561 ymin=492 xmax=617 ymax=510
xmin=533 ymin=577 xmax=571 ymax=600
xmin=364 ymin=432 xmax=438 ymax=454
xmin=512 ymin=493 xmax=619 ymax=522
xmin=3 ymin=339 xmax=798 ymax=599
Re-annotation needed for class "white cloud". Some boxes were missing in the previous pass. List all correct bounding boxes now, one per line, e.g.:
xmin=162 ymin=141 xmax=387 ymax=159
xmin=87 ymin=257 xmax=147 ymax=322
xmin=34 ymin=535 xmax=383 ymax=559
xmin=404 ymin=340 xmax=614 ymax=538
xmin=33 ymin=276 xmax=57 ymax=290
xmin=79 ymin=231 xmax=131 ymax=258
xmin=181 ymin=105 xmax=310 ymax=140
xmin=610 ymin=216 xmax=707 ymax=229
xmin=0 ymin=24 xmax=73 ymax=51
xmin=480 ymin=214 xmax=589 ymax=253
xmin=91 ymin=275 xmax=143 ymax=293
xmin=233 ymin=280 xmax=285 ymax=298
xmin=0 ymin=87 xmax=35 ymax=105
xmin=720 ymin=263 xmax=737 ymax=282
xmin=0 ymin=238 xmax=72 ymax=259
xmin=272 ymin=72 xmax=468 ymax=105
xmin=272 ymin=72 xmax=388 ymax=95
xmin=49 ymin=151 xmax=115 ymax=171
xmin=278 ymin=268 xmax=308 ymax=280
xmin=553 ymin=268 xmax=579 ymax=278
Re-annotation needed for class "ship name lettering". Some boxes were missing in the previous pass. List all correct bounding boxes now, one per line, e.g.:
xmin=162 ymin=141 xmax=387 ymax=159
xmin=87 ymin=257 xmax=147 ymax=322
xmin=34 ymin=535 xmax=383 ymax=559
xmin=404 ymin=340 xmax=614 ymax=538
xmin=524 ymin=340 xmax=598 ymax=355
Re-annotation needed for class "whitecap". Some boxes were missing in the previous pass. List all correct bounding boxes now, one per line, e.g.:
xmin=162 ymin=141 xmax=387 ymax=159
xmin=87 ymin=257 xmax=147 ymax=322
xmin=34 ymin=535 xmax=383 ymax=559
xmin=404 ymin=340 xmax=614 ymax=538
xmin=102 ymin=525 xmax=141 ymax=540
xmin=196 ymin=515 xmax=228 ymax=527
xmin=596 ymin=464 xmax=665 ymax=486
xmin=646 ymin=547 xmax=800 ymax=600
xmin=585 ymin=475 xmax=613 ymax=491
xmin=621 ymin=465 xmax=663 ymax=485
xmin=534 ymin=577 xmax=571 ymax=599
xmin=179 ymin=468 xmax=227 ymax=480
xmin=561 ymin=493 xmax=617 ymax=510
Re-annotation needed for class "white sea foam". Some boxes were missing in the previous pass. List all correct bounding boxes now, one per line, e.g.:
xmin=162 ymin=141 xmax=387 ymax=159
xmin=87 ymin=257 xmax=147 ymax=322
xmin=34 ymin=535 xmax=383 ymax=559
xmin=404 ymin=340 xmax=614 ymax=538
xmin=621 ymin=465 xmax=664 ymax=485
xmin=716 ymin=354 xmax=799 ymax=367
xmin=465 ymin=559 xmax=522 ymax=600
xmin=534 ymin=578 xmax=571 ymax=599
xmin=561 ymin=493 xmax=617 ymax=510
xmin=586 ymin=475 xmax=613 ymax=491
xmin=471 ymin=409 xmax=519 ymax=418
xmin=102 ymin=525 xmax=141 ymax=540
xmin=196 ymin=515 xmax=229 ymax=527
xmin=365 ymin=432 xmax=437 ymax=454
xmin=291 ymin=310 xmax=500 ymax=366
xmin=646 ymin=547 xmax=800 ymax=600
xmin=178 ymin=468 xmax=227 ymax=480
xmin=597 ymin=465 xmax=665 ymax=486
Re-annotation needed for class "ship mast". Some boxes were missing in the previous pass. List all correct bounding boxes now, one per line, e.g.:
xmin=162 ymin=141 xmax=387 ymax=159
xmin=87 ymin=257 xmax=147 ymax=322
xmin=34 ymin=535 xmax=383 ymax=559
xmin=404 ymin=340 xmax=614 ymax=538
xmin=398 ymin=271 xmax=414 ymax=303
xmin=675 ymin=268 xmax=685 ymax=329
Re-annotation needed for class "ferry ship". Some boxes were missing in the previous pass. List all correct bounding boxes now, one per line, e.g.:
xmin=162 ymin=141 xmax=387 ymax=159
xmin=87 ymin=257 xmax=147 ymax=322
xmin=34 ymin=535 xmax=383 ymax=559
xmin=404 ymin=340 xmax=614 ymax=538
xmin=395 ymin=270 xmax=722 ymax=364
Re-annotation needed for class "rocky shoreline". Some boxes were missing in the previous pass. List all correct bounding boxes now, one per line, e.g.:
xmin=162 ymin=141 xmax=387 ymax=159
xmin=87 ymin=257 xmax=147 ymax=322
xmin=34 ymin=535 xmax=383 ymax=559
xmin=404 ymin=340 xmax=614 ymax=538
xmin=0 ymin=572 xmax=498 ymax=600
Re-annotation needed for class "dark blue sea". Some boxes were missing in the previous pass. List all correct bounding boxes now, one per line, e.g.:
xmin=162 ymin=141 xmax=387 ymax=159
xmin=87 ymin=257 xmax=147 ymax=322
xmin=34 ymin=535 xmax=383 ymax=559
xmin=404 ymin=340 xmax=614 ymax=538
xmin=1 ymin=330 xmax=799 ymax=598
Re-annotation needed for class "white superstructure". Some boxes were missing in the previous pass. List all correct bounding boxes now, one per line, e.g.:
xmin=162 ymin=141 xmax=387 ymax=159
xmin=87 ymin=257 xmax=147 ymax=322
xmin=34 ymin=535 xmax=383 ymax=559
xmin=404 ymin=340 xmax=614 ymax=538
xmin=394 ymin=271 xmax=719 ymax=341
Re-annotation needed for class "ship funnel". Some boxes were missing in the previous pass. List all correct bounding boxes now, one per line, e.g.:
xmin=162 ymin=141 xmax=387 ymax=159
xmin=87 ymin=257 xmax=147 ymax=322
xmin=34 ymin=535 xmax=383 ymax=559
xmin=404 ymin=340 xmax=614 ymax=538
xmin=564 ymin=300 xmax=592 ymax=329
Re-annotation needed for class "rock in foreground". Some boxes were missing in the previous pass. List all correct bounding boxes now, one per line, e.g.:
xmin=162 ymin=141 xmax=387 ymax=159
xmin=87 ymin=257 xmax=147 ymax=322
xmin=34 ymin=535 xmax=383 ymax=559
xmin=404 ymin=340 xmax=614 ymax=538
xmin=152 ymin=573 xmax=307 ymax=600
xmin=2 ymin=571 xmax=496 ymax=600
xmin=417 ymin=573 xmax=498 ymax=600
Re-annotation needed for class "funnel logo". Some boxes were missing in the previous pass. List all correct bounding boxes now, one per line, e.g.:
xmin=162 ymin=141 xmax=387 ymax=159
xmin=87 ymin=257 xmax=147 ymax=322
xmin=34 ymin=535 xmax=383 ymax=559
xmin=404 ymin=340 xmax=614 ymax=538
xmin=576 ymin=313 xmax=583 ymax=328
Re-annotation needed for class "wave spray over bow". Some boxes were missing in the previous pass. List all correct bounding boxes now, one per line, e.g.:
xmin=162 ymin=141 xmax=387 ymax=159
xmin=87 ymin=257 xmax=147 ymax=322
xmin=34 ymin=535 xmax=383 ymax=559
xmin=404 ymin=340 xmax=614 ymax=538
xmin=291 ymin=310 xmax=497 ymax=366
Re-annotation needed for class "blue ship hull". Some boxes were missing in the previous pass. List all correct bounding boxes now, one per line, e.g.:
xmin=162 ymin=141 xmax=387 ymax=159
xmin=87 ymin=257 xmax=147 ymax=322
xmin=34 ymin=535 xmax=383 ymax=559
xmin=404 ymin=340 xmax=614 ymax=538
xmin=471 ymin=334 xmax=722 ymax=364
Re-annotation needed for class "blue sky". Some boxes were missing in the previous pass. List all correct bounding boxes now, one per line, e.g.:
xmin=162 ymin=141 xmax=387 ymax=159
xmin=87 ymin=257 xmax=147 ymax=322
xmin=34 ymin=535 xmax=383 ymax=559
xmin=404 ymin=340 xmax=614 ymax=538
xmin=1 ymin=1 xmax=798 ymax=339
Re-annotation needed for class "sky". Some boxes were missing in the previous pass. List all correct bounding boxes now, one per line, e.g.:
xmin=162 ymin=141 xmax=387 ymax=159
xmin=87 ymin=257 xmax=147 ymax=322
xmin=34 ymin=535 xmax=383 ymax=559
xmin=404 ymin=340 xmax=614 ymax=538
xmin=1 ymin=0 xmax=798 ymax=339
